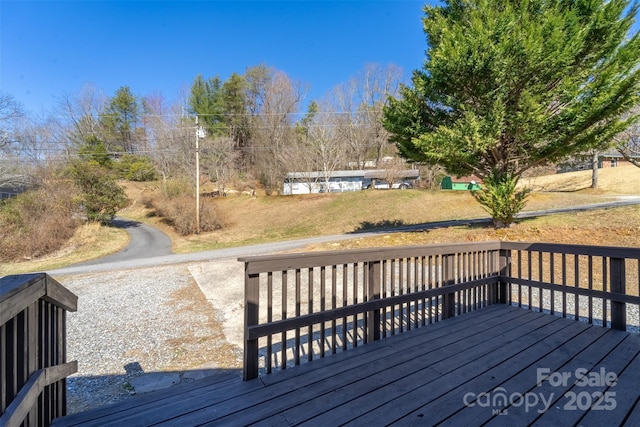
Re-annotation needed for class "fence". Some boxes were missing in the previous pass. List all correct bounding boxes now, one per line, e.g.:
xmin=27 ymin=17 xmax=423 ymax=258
xmin=240 ymin=241 xmax=640 ymax=381
xmin=0 ymin=273 xmax=78 ymax=427
xmin=501 ymin=241 xmax=640 ymax=331
xmin=240 ymin=241 xmax=503 ymax=380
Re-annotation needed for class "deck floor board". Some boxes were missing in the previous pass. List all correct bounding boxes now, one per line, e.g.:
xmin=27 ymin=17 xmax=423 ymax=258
xmin=53 ymin=305 xmax=640 ymax=427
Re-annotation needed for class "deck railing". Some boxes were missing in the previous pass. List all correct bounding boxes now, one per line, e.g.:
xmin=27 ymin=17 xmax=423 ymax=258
xmin=239 ymin=241 xmax=504 ymax=380
xmin=500 ymin=242 xmax=640 ymax=332
xmin=240 ymin=241 xmax=640 ymax=380
xmin=0 ymin=273 xmax=78 ymax=427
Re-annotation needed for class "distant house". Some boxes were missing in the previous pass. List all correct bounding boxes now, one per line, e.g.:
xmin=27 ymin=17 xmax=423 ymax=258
xmin=441 ymin=175 xmax=482 ymax=191
xmin=598 ymin=150 xmax=640 ymax=168
xmin=283 ymin=169 xmax=420 ymax=195
xmin=0 ymin=178 xmax=27 ymax=200
xmin=557 ymin=150 xmax=640 ymax=173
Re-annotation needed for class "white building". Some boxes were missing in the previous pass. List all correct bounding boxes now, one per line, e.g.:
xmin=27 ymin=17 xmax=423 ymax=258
xmin=283 ymin=169 xmax=420 ymax=195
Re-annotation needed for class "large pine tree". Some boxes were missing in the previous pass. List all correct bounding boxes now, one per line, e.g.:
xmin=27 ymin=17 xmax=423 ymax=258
xmin=384 ymin=0 xmax=640 ymax=227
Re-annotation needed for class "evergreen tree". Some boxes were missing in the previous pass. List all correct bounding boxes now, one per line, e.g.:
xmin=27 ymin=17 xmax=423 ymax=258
xmin=384 ymin=0 xmax=640 ymax=227
xmin=67 ymin=158 xmax=127 ymax=223
xmin=100 ymin=86 xmax=142 ymax=153
xmin=189 ymin=74 xmax=227 ymax=136
xmin=221 ymin=73 xmax=249 ymax=150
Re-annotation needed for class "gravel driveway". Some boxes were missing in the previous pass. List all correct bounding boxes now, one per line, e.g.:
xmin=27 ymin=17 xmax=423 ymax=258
xmin=57 ymin=261 xmax=243 ymax=414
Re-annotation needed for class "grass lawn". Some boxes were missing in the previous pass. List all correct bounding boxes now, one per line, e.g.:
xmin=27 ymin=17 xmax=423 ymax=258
xmin=2 ymin=166 xmax=639 ymax=276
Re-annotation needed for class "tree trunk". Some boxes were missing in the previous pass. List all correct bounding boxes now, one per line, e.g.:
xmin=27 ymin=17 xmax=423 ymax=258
xmin=591 ymin=151 xmax=599 ymax=189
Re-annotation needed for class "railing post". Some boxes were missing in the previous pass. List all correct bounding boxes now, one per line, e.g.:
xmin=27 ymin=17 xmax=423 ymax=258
xmin=610 ymin=257 xmax=626 ymax=331
xmin=498 ymin=248 xmax=510 ymax=304
xmin=442 ymin=254 xmax=456 ymax=319
xmin=367 ymin=260 xmax=381 ymax=343
xmin=0 ymin=273 xmax=77 ymax=427
xmin=243 ymin=264 xmax=260 ymax=380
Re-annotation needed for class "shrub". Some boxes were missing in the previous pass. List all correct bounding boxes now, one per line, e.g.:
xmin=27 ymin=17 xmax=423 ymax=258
xmin=160 ymin=178 xmax=193 ymax=198
xmin=67 ymin=160 xmax=128 ymax=223
xmin=150 ymin=195 xmax=222 ymax=236
xmin=0 ymin=181 xmax=79 ymax=261
xmin=472 ymin=170 xmax=531 ymax=228
xmin=116 ymin=154 xmax=158 ymax=181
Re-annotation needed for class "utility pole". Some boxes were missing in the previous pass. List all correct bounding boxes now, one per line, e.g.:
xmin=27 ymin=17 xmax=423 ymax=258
xmin=195 ymin=115 xmax=201 ymax=234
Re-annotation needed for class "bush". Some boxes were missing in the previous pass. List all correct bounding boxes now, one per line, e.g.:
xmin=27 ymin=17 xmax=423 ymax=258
xmin=472 ymin=170 xmax=531 ymax=228
xmin=149 ymin=195 xmax=222 ymax=236
xmin=116 ymin=154 xmax=158 ymax=181
xmin=67 ymin=161 xmax=129 ymax=223
xmin=160 ymin=178 xmax=193 ymax=198
xmin=0 ymin=181 xmax=79 ymax=261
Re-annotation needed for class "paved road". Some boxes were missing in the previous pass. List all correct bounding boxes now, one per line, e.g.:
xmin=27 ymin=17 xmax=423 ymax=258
xmin=49 ymin=197 xmax=640 ymax=276
xmin=67 ymin=217 xmax=173 ymax=268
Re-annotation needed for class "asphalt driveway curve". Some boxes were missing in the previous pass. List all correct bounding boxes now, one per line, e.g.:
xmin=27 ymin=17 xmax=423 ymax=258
xmin=71 ymin=216 xmax=173 ymax=267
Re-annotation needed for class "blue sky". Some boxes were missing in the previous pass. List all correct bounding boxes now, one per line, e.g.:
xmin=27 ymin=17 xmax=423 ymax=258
xmin=1 ymin=1 xmax=431 ymax=115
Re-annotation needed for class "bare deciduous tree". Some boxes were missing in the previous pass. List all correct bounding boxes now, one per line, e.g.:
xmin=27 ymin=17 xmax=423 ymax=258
xmin=143 ymin=95 xmax=194 ymax=181
xmin=201 ymin=135 xmax=239 ymax=194
xmin=0 ymin=93 xmax=29 ymax=191
xmin=246 ymin=67 xmax=307 ymax=194
xmin=330 ymin=64 xmax=403 ymax=168
xmin=0 ymin=92 xmax=23 ymax=148
xmin=55 ymin=83 xmax=106 ymax=147
xmin=615 ymin=106 xmax=640 ymax=167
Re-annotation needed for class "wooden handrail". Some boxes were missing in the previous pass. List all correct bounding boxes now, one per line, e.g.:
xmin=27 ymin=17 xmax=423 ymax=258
xmin=0 ymin=273 xmax=78 ymax=427
xmin=499 ymin=242 xmax=640 ymax=331
xmin=2 ymin=362 xmax=78 ymax=427
xmin=241 ymin=242 xmax=502 ymax=379
xmin=241 ymin=241 xmax=640 ymax=380
xmin=247 ymin=276 xmax=500 ymax=340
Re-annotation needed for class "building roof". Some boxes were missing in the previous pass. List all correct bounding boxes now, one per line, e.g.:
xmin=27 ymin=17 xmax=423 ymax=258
xmin=285 ymin=169 xmax=420 ymax=180
xmin=448 ymin=175 xmax=483 ymax=183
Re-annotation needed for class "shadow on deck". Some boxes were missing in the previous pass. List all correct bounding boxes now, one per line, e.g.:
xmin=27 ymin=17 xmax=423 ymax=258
xmin=53 ymin=305 xmax=640 ymax=426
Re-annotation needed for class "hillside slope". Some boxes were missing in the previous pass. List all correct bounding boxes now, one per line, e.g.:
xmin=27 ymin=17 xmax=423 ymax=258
xmin=3 ymin=166 xmax=639 ymax=275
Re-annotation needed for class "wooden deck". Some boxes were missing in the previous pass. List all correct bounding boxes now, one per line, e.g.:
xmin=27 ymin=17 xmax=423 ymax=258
xmin=53 ymin=304 xmax=640 ymax=426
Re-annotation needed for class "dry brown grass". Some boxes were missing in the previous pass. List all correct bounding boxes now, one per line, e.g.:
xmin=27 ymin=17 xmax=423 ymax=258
xmin=0 ymin=222 xmax=129 ymax=275
xmin=0 ymin=181 xmax=79 ymax=263
xmin=519 ymin=165 xmax=640 ymax=194
xmin=2 ymin=166 xmax=639 ymax=276
xmin=305 ymin=205 xmax=640 ymax=252
xmin=164 ymin=281 xmax=241 ymax=370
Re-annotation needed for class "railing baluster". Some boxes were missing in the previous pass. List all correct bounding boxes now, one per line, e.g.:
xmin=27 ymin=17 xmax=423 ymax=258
xmin=574 ymin=255 xmax=580 ymax=321
xmin=637 ymin=259 xmax=640 ymax=329
xmin=413 ymin=256 xmax=419 ymax=328
xmin=588 ymin=256 xmax=593 ymax=324
xmin=243 ymin=269 xmax=260 ymax=380
xmin=305 ymin=268 xmax=311 ymax=362
xmin=367 ymin=260 xmax=381 ymax=343
xmin=267 ymin=272 xmax=273 ymax=374
xmin=353 ymin=263 xmax=359 ymax=347
xmin=399 ymin=258 xmax=406 ymax=331
xmin=293 ymin=268 xmax=302 ymax=365
xmin=1 ymin=322 xmax=6 ymax=412
xmin=281 ymin=270 xmax=287 ymax=370
xmin=550 ymin=253 xmax=555 ymax=315
xmin=442 ymin=254 xmax=455 ymax=319
xmin=320 ymin=265 xmax=326 ymax=358
xmin=342 ymin=264 xmax=348 ymax=351
xmin=427 ymin=255 xmax=433 ymax=324
xmin=538 ymin=252 xmax=544 ymax=312
xmin=420 ymin=256 xmax=424 ymax=322
xmin=603 ymin=257 xmax=608 ymax=328
xmin=610 ymin=257 xmax=626 ymax=330
xmin=561 ymin=253 xmax=567 ymax=318
xmin=331 ymin=265 xmax=337 ymax=354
